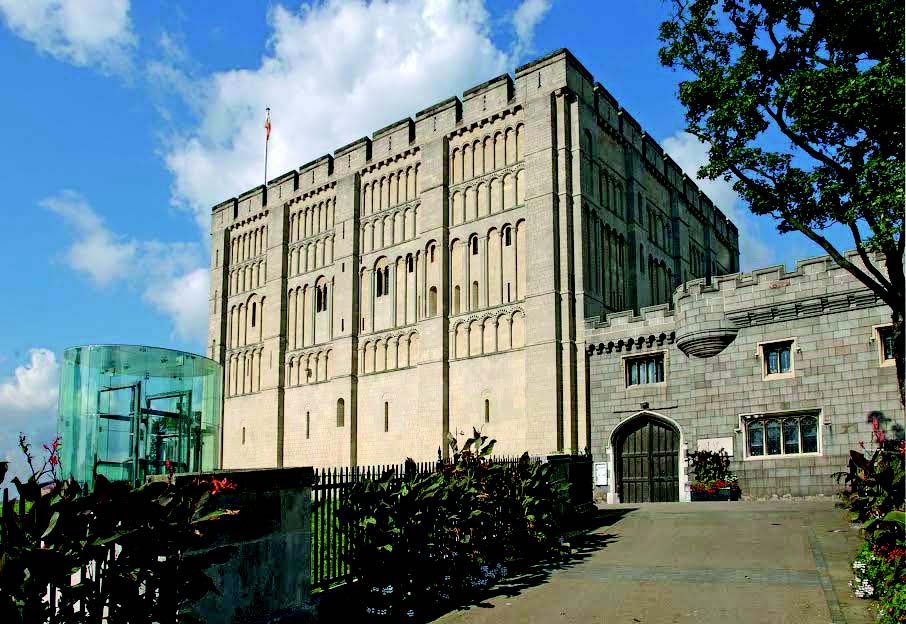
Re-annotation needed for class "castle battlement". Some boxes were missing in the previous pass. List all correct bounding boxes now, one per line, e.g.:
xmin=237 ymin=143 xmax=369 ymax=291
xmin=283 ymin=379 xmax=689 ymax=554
xmin=210 ymin=48 xmax=739 ymax=253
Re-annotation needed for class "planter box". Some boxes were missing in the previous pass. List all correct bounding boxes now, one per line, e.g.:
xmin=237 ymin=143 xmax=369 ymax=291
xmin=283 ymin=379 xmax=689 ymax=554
xmin=691 ymin=487 xmax=733 ymax=502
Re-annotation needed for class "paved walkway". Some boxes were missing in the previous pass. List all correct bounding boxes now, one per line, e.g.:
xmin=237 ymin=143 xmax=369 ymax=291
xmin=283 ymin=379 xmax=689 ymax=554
xmin=431 ymin=501 xmax=875 ymax=624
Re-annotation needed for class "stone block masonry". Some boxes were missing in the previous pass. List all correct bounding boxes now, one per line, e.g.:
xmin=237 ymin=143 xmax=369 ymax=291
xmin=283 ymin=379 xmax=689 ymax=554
xmin=208 ymin=48 xmax=740 ymax=470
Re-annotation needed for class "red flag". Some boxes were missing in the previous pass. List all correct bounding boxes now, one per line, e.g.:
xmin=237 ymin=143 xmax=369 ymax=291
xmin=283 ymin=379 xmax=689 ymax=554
xmin=265 ymin=108 xmax=271 ymax=141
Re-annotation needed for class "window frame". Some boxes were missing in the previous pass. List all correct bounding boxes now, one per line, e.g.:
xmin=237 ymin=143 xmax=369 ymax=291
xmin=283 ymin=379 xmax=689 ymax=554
xmin=622 ymin=350 xmax=668 ymax=389
xmin=739 ymin=409 xmax=822 ymax=460
xmin=873 ymin=324 xmax=896 ymax=368
xmin=757 ymin=338 xmax=797 ymax=380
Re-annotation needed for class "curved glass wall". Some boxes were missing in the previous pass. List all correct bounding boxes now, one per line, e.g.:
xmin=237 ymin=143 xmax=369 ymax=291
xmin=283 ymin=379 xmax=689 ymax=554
xmin=58 ymin=345 xmax=222 ymax=488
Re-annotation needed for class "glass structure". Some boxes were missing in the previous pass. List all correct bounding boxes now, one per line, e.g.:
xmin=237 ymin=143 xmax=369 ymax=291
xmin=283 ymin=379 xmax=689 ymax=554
xmin=57 ymin=345 xmax=222 ymax=488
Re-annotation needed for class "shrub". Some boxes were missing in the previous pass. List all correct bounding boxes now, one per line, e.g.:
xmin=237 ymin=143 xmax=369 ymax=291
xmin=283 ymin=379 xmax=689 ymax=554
xmin=688 ymin=449 xmax=740 ymax=496
xmin=0 ymin=435 xmax=236 ymax=624
xmin=339 ymin=430 xmax=570 ymax=619
xmin=834 ymin=440 xmax=905 ymax=524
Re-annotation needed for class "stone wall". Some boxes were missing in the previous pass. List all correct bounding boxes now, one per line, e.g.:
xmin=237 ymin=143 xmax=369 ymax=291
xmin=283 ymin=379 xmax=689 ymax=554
xmin=208 ymin=48 xmax=740 ymax=470
xmin=586 ymin=253 xmax=903 ymax=501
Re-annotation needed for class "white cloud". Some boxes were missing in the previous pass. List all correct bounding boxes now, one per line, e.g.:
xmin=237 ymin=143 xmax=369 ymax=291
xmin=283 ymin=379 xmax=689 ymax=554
xmin=0 ymin=349 xmax=60 ymax=486
xmin=0 ymin=0 xmax=135 ymax=74
xmin=42 ymin=191 xmax=209 ymax=342
xmin=0 ymin=348 xmax=59 ymax=412
xmin=511 ymin=0 xmax=551 ymax=60
xmin=162 ymin=0 xmax=534 ymax=228
xmin=142 ymin=267 xmax=209 ymax=342
xmin=41 ymin=190 xmax=137 ymax=286
xmin=661 ymin=131 xmax=775 ymax=271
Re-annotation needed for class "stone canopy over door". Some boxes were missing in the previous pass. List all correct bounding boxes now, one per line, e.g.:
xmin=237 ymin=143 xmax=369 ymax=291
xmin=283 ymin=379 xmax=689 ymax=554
xmin=615 ymin=414 xmax=680 ymax=502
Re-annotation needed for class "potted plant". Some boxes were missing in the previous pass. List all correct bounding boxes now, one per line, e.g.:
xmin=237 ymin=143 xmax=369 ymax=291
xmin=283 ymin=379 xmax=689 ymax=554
xmin=688 ymin=449 xmax=740 ymax=501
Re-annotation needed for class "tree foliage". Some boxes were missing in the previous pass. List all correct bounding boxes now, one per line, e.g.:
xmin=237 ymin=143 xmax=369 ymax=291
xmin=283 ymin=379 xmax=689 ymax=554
xmin=659 ymin=0 xmax=904 ymax=400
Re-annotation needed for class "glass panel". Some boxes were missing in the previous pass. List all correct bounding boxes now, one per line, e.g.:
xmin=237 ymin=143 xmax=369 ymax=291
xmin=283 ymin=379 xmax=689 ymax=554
xmin=783 ymin=419 xmax=800 ymax=454
xmin=767 ymin=349 xmax=779 ymax=374
xmin=765 ymin=419 xmax=782 ymax=455
xmin=647 ymin=360 xmax=655 ymax=384
xmin=780 ymin=347 xmax=791 ymax=373
xmin=656 ymin=358 xmax=664 ymax=382
xmin=801 ymin=416 xmax=818 ymax=453
xmin=882 ymin=331 xmax=895 ymax=360
xmin=58 ymin=345 xmax=222 ymax=488
xmin=747 ymin=421 xmax=764 ymax=456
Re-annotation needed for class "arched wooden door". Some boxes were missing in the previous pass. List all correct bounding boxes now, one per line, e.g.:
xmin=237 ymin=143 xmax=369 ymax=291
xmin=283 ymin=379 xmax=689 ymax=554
xmin=616 ymin=415 xmax=679 ymax=502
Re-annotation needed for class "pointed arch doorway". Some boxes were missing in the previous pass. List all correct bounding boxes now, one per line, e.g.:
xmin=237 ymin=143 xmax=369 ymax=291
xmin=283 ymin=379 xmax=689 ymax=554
xmin=614 ymin=413 xmax=680 ymax=503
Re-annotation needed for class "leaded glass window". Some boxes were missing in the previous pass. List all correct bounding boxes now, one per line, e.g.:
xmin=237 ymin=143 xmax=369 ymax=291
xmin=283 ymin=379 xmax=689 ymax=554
xmin=764 ymin=341 xmax=793 ymax=375
xmin=625 ymin=353 xmax=665 ymax=387
xmin=782 ymin=419 xmax=799 ymax=454
xmin=765 ymin=420 xmax=782 ymax=455
xmin=746 ymin=413 xmax=820 ymax=458
xmin=747 ymin=421 xmax=764 ymax=456
xmin=801 ymin=416 xmax=818 ymax=453
xmin=879 ymin=326 xmax=895 ymax=361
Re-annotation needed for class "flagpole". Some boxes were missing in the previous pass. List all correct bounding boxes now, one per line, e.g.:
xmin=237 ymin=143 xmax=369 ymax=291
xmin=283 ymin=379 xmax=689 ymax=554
xmin=264 ymin=107 xmax=270 ymax=188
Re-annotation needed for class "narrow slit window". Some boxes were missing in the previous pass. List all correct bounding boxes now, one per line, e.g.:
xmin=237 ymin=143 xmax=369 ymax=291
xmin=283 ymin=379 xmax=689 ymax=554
xmin=384 ymin=402 xmax=389 ymax=432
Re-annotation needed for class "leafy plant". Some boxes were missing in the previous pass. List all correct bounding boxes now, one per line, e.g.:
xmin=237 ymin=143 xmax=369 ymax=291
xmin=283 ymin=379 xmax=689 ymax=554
xmin=833 ymin=440 xmax=905 ymax=525
xmin=0 ymin=435 xmax=236 ymax=624
xmin=339 ymin=431 xmax=570 ymax=619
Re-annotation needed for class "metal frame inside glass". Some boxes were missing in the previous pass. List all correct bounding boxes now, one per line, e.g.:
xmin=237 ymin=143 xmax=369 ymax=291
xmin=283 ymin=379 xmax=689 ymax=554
xmin=57 ymin=345 xmax=222 ymax=488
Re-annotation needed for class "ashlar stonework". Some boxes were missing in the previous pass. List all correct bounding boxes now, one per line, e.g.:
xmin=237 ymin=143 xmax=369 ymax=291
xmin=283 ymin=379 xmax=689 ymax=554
xmin=207 ymin=48 xmax=740 ymax=470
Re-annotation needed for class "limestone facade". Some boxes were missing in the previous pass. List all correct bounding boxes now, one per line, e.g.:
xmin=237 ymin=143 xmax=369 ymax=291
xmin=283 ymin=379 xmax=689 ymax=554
xmin=586 ymin=253 xmax=903 ymax=501
xmin=208 ymin=49 xmax=740 ymax=469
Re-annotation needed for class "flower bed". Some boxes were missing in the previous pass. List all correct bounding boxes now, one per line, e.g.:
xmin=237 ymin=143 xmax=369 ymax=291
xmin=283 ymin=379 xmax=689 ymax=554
xmin=688 ymin=449 xmax=740 ymax=502
xmin=835 ymin=439 xmax=905 ymax=623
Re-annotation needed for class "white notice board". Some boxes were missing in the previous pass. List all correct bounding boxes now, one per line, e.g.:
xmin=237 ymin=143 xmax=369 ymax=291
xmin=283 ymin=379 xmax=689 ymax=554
xmin=594 ymin=462 xmax=608 ymax=486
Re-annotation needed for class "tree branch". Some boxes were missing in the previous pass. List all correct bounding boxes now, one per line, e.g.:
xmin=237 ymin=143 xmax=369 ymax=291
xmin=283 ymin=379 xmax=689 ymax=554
xmin=728 ymin=163 xmax=897 ymax=309
xmin=848 ymin=221 xmax=894 ymax=291
xmin=762 ymin=100 xmax=852 ymax=182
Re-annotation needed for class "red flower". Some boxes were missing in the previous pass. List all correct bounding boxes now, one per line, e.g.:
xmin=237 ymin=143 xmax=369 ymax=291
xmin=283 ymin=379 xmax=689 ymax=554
xmin=211 ymin=477 xmax=237 ymax=494
xmin=49 ymin=455 xmax=58 ymax=466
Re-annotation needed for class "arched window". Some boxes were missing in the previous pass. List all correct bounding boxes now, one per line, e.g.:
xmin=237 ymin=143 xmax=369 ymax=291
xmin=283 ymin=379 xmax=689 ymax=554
xmin=430 ymin=245 xmax=436 ymax=263
xmin=251 ymin=302 xmax=257 ymax=326
xmin=472 ymin=281 xmax=479 ymax=308
xmin=504 ymin=227 xmax=512 ymax=247
xmin=639 ymin=246 xmax=645 ymax=272
xmin=471 ymin=237 xmax=478 ymax=255
xmin=407 ymin=254 xmax=414 ymax=273
xmin=383 ymin=267 xmax=390 ymax=295
xmin=428 ymin=287 xmax=438 ymax=317
xmin=337 ymin=398 xmax=345 ymax=427
xmin=384 ymin=402 xmax=389 ymax=432
xmin=484 ymin=399 xmax=490 ymax=423
xmin=453 ymin=286 xmax=461 ymax=314
xmin=376 ymin=269 xmax=384 ymax=298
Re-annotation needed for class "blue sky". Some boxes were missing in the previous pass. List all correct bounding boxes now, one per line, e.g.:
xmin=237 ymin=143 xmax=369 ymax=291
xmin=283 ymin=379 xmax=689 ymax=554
xmin=0 ymin=0 xmax=852 ymax=474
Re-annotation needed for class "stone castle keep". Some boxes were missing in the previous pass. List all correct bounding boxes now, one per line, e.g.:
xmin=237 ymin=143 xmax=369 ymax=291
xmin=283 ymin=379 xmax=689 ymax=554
xmin=208 ymin=48 xmax=740 ymax=470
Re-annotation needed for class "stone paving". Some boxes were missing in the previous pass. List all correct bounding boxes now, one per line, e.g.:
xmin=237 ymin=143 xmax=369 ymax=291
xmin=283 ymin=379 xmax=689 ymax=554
xmin=431 ymin=501 xmax=875 ymax=624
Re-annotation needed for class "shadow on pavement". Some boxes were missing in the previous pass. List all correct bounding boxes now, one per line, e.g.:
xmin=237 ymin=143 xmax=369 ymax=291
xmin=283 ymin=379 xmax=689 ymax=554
xmin=314 ymin=507 xmax=637 ymax=623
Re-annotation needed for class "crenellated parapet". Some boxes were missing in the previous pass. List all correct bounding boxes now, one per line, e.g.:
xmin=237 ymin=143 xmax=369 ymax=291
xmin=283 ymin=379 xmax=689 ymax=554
xmin=587 ymin=251 xmax=886 ymax=359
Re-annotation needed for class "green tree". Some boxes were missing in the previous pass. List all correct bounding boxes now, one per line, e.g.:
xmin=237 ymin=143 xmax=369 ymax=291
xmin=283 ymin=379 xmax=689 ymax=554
xmin=658 ymin=0 xmax=904 ymax=402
